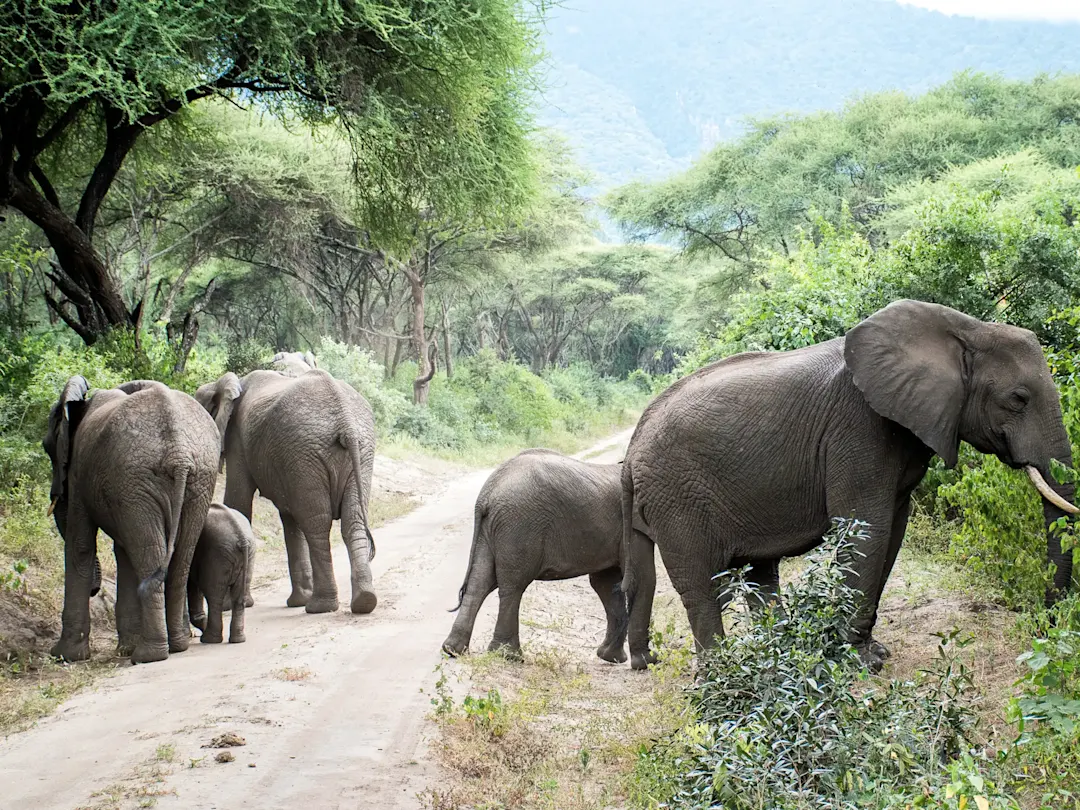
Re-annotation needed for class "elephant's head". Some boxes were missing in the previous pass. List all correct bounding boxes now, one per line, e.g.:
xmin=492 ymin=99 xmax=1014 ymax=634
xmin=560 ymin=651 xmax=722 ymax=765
xmin=195 ymin=373 xmax=243 ymax=464
xmin=845 ymin=299 xmax=1078 ymax=598
xmin=270 ymin=351 xmax=317 ymax=376
xmin=42 ymin=375 xmax=90 ymax=512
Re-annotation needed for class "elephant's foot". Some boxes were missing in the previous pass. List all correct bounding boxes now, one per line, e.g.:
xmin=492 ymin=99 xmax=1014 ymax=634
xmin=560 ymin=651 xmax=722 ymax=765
xmin=244 ymin=594 xmax=255 ymax=608
xmin=868 ymin=638 xmax=891 ymax=660
xmin=488 ymin=641 xmax=523 ymax=662
xmin=228 ymin=631 xmax=246 ymax=644
xmin=190 ymin=613 xmax=207 ymax=632
xmin=131 ymin=642 xmax=169 ymax=665
xmin=286 ymin=588 xmax=311 ymax=608
xmin=304 ymin=595 xmax=340 ymax=614
xmin=630 ymin=649 xmax=657 ymax=671
xmin=169 ymin=634 xmax=191 ymax=654
xmin=442 ymin=636 xmax=468 ymax=658
xmin=51 ymin=635 xmax=90 ymax=663
xmin=200 ymin=632 xmax=223 ymax=644
xmin=115 ymin=636 xmax=139 ymax=658
xmin=350 ymin=589 xmax=377 ymax=615
xmin=855 ymin=643 xmax=885 ymax=674
xmin=596 ymin=641 xmax=628 ymax=664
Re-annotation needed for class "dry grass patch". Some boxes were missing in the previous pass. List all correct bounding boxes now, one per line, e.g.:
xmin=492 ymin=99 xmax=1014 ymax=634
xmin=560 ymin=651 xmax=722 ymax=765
xmin=273 ymin=665 xmax=313 ymax=682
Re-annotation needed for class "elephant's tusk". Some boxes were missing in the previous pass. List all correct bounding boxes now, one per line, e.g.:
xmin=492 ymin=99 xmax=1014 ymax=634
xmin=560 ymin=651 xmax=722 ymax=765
xmin=1026 ymin=466 xmax=1080 ymax=515
xmin=46 ymin=497 xmax=58 ymax=517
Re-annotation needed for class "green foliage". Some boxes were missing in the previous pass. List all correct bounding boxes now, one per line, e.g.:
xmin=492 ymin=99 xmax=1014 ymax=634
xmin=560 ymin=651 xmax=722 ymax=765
xmin=315 ymin=339 xmax=410 ymax=432
xmin=224 ymin=339 xmax=273 ymax=377
xmin=628 ymin=520 xmax=1009 ymax=810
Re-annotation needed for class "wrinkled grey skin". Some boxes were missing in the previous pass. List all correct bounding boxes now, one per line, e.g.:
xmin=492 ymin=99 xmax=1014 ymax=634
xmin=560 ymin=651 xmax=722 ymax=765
xmin=43 ymin=378 xmax=219 ymax=664
xmin=442 ymin=450 xmax=781 ymax=664
xmin=195 ymin=369 xmax=377 ymax=615
xmin=188 ymin=504 xmax=254 ymax=644
xmin=271 ymin=351 xmax=318 ymax=376
xmin=621 ymin=300 xmax=1078 ymax=672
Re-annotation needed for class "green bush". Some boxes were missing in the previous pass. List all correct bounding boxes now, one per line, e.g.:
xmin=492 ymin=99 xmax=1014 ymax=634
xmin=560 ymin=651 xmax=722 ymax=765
xmin=628 ymin=519 xmax=1014 ymax=810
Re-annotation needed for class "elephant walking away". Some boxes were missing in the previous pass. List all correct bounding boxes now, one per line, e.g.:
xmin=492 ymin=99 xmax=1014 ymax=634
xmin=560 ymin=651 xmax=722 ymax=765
xmin=43 ymin=378 xmax=219 ymax=664
xmin=621 ymin=300 xmax=1079 ymax=671
xmin=188 ymin=504 xmax=255 ymax=644
xmin=441 ymin=449 xmax=780 ymax=663
xmin=196 ymin=369 xmax=378 ymax=615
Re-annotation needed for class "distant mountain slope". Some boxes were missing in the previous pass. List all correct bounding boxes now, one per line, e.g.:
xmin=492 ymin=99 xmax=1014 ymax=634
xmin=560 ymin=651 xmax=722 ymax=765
xmin=537 ymin=0 xmax=1080 ymax=190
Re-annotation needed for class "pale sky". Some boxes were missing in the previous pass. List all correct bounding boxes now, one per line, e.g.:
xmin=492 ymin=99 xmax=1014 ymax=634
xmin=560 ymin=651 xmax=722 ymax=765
xmin=897 ymin=0 xmax=1080 ymax=22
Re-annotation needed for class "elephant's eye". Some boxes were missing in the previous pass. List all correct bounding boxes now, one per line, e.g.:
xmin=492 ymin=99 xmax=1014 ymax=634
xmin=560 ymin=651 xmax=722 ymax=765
xmin=1008 ymin=389 xmax=1030 ymax=411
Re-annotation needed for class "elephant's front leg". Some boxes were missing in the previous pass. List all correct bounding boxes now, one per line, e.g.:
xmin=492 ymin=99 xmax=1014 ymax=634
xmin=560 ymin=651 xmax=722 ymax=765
xmin=51 ymin=505 xmax=97 ymax=663
xmin=280 ymin=513 xmax=313 ymax=607
xmin=589 ymin=567 xmax=628 ymax=664
xmin=835 ymin=511 xmax=896 ymax=673
xmin=115 ymin=545 xmax=143 ymax=656
xmin=187 ymin=572 xmax=207 ymax=633
xmin=861 ymin=498 xmax=913 ymax=663
xmin=626 ymin=530 xmax=658 ymax=670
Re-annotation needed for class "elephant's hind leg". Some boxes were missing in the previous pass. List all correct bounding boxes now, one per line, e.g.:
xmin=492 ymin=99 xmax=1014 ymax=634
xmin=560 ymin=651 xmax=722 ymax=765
xmin=590 ymin=567 xmax=628 ymax=664
xmin=300 ymin=516 xmax=339 ymax=614
xmin=626 ymin=529 xmax=658 ymax=671
xmin=341 ymin=487 xmax=376 ymax=615
xmin=280 ymin=513 xmax=313 ymax=607
xmin=114 ymin=545 xmax=142 ymax=656
xmin=442 ymin=540 xmax=497 ymax=657
xmin=488 ymin=586 xmax=525 ymax=661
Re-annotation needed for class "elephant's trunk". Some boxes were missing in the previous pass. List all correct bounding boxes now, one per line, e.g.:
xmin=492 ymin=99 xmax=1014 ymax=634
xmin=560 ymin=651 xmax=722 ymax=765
xmin=1026 ymin=466 xmax=1080 ymax=514
xmin=1036 ymin=430 xmax=1078 ymax=604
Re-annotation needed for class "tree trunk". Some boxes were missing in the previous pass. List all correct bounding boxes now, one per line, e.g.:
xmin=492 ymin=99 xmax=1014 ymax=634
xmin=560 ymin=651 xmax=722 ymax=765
xmin=406 ymin=265 xmax=430 ymax=404
xmin=441 ymin=298 xmax=453 ymax=379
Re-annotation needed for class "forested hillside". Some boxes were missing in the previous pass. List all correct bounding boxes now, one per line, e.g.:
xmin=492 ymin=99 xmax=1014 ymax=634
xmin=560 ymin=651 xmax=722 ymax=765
xmin=539 ymin=0 xmax=1080 ymax=189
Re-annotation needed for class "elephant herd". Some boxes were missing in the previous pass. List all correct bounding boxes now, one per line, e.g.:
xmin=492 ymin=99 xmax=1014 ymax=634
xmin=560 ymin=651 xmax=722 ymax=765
xmin=42 ymin=301 xmax=1080 ymax=674
xmin=442 ymin=300 xmax=1080 ymax=672
xmin=43 ymin=352 xmax=377 ymax=664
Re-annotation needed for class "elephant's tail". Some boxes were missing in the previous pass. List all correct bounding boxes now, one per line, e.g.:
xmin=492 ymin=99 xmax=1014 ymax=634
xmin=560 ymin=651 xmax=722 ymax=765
xmin=165 ymin=466 xmax=190 ymax=564
xmin=342 ymin=432 xmax=376 ymax=562
xmin=449 ymin=502 xmax=488 ymax=613
xmin=619 ymin=460 xmax=637 ymax=608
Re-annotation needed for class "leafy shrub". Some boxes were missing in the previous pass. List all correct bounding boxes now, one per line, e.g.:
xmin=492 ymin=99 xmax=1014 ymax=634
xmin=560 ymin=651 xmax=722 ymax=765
xmin=225 ymin=338 xmax=273 ymax=376
xmin=629 ymin=519 xmax=1011 ymax=810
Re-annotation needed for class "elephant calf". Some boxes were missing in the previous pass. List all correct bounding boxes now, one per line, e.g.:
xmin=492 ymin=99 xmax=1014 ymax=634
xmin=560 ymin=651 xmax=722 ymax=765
xmin=188 ymin=504 xmax=254 ymax=644
xmin=442 ymin=449 xmax=630 ymax=663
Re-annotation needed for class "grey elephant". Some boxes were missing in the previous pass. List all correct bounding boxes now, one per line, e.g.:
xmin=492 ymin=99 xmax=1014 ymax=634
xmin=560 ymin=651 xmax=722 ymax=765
xmin=620 ymin=300 xmax=1079 ymax=671
xmin=271 ymin=351 xmax=318 ymax=376
xmin=441 ymin=449 xmax=782 ymax=663
xmin=43 ymin=378 xmax=219 ymax=664
xmin=188 ymin=504 xmax=254 ymax=644
xmin=195 ymin=368 xmax=377 ymax=614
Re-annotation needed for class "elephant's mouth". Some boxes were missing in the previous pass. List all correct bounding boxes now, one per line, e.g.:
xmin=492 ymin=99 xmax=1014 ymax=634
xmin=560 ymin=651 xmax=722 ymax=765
xmin=1025 ymin=465 xmax=1080 ymax=514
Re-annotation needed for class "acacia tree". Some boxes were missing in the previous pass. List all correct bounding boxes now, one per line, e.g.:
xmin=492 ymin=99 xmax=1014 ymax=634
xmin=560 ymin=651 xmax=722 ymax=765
xmin=0 ymin=0 xmax=544 ymax=344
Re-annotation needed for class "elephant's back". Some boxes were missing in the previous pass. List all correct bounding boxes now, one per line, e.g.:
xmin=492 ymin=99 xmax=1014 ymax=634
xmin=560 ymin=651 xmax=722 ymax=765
xmin=481 ymin=452 xmax=622 ymax=577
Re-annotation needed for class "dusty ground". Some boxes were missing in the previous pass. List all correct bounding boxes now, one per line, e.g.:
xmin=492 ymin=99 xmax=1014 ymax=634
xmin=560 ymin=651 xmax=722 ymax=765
xmin=0 ymin=430 xmax=1027 ymax=810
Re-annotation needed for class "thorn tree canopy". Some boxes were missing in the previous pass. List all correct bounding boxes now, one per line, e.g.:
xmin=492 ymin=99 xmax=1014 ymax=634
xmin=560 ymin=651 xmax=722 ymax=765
xmin=0 ymin=0 xmax=544 ymax=343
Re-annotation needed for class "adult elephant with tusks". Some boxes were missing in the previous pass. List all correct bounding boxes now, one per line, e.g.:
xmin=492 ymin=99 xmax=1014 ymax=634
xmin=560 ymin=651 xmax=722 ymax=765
xmin=620 ymin=300 xmax=1079 ymax=672
xmin=195 ymin=368 xmax=378 ymax=615
xmin=43 ymin=378 xmax=219 ymax=664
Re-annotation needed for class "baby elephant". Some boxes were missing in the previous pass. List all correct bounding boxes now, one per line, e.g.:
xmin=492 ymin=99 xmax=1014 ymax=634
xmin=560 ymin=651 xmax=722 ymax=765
xmin=188 ymin=504 xmax=254 ymax=644
xmin=442 ymin=449 xmax=629 ymax=663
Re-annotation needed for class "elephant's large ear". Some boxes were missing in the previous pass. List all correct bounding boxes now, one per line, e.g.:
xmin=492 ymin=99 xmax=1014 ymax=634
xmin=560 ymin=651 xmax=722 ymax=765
xmin=303 ymin=351 xmax=318 ymax=370
xmin=844 ymin=300 xmax=972 ymax=468
xmin=47 ymin=375 xmax=90 ymax=501
xmin=196 ymin=373 xmax=242 ymax=455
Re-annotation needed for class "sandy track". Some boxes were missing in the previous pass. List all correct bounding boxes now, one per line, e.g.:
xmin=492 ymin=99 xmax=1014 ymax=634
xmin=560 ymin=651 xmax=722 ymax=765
xmin=0 ymin=430 xmax=635 ymax=810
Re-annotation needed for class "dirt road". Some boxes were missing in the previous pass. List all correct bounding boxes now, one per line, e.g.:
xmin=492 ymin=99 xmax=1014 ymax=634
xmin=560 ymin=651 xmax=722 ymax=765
xmin=0 ymin=429 xmax=636 ymax=810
